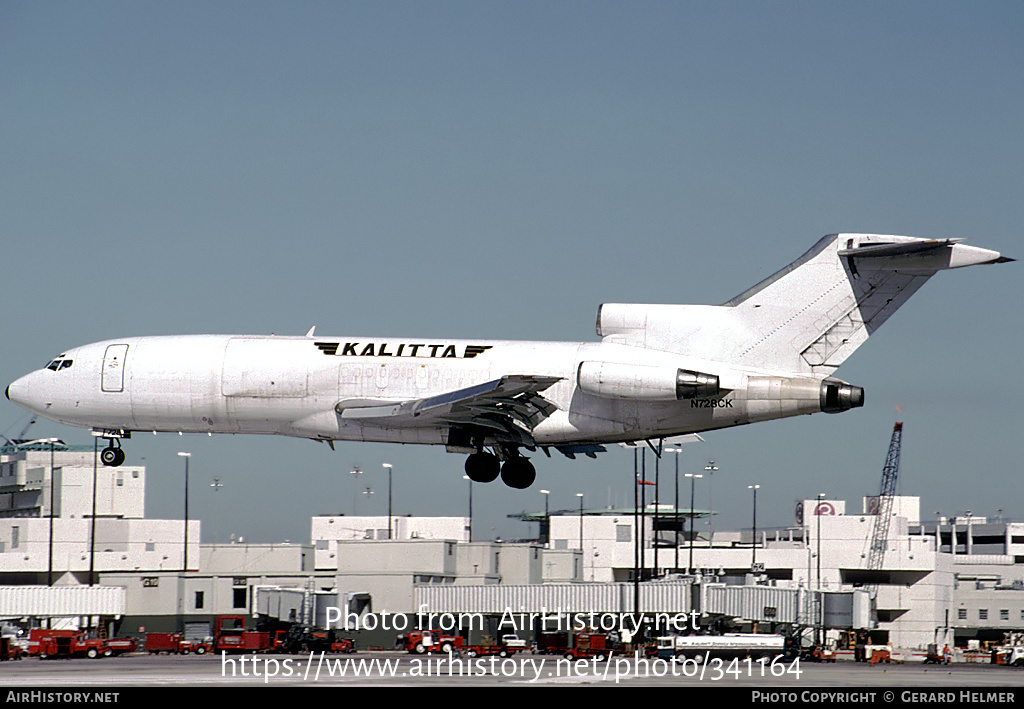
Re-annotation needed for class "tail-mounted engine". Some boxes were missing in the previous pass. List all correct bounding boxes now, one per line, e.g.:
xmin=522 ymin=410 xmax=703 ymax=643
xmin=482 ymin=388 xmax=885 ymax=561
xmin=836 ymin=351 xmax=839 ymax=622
xmin=819 ymin=379 xmax=865 ymax=413
xmin=577 ymin=362 xmax=720 ymax=401
xmin=576 ymin=361 xmax=863 ymax=417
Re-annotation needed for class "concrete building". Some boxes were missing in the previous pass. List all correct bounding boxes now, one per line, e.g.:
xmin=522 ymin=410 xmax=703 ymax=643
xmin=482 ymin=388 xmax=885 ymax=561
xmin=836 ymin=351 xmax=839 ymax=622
xmin=0 ymin=444 xmax=145 ymax=520
xmin=311 ymin=514 xmax=469 ymax=569
xmin=1 ymin=441 xmax=1021 ymax=653
xmin=541 ymin=494 xmax=1024 ymax=650
xmin=0 ymin=444 xmax=193 ymax=589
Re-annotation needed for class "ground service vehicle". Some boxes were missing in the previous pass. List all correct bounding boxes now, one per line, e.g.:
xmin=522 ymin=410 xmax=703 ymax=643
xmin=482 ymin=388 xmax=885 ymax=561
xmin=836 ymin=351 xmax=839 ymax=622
xmin=397 ymin=630 xmax=463 ymax=654
xmin=214 ymin=615 xmax=272 ymax=654
xmin=656 ymin=634 xmax=795 ymax=661
xmin=801 ymin=644 xmax=836 ymax=663
xmin=273 ymin=627 xmax=356 ymax=654
xmin=145 ymin=632 xmax=211 ymax=655
xmin=461 ymin=635 xmax=524 ymax=658
xmin=991 ymin=634 xmax=1024 ymax=667
xmin=993 ymin=647 xmax=1024 ymax=666
xmin=538 ymin=632 xmax=619 ymax=660
xmin=32 ymin=631 xmax=107 ymax=659
xmin=102 ymin=637 xmax=137 ymax=656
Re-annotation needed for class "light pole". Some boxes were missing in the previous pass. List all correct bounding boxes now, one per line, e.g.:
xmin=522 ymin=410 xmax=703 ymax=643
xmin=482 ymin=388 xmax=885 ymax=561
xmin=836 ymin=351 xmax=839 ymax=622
xmin=463 ymin=475 xmax=473 ymax=542
xmin=816 ymin=492 xmax=825 ymax=645
xmin=704 ymin=461 xmax=718 ymax=548
xmin=965 ymin=510 xmax=973 ymax=555
xmin=349 ymin=466 xmax=362 ymax=515
xmin=654 ymin=447 xmax=660 ymax=577
xmin=209 ymin=477 xmax=223 ymax=544
xmin=663 ymin=447 xmax=681 ymax=571
xmin=539 ymin=489 xmax=550 ymax=546
xmin=633 ymin=447 xmax=640 ymax=615
xmin=178 ymin=452 xmax=191 ymax=573
xmin=815 ymin=494 xmax=825 ymax=590
xmin=640 ymin=449 xmax=646 ymax=580
xmin=685 ymin=473 xmax=703 ymax=573
xmin=89 ymin=436 xmax=97 ymax=586
xmin=41 ymin=438 xmax=59 ymax=587
xmin=576 ymin=493 xmax=584 ymax=551
xmin=748 ymin=484 xmax=760 ymax=571
xmin=382 ymin=464 xmax=393 ymax=539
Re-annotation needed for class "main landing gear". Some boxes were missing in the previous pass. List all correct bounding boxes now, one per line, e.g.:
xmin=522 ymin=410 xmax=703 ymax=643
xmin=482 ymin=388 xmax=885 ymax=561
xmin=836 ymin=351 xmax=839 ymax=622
xmin=464 ymin=447 xmax=536 ymax=489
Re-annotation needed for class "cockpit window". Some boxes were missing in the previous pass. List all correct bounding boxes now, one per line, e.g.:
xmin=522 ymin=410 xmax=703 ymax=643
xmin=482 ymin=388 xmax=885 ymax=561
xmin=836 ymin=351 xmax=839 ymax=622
xmin=45 ymin=356 xmax=73 ymax=372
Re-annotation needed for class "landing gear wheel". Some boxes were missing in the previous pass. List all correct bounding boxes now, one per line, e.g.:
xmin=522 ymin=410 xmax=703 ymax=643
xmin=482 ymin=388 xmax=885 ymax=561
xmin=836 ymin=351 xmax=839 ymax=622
xmin=500 ymin=458 xmax=536 ymax=489
xmin=100 ymin=446 xmax=125 ymax=467
xmin=464 ymin=452 xmax=500 ymax=483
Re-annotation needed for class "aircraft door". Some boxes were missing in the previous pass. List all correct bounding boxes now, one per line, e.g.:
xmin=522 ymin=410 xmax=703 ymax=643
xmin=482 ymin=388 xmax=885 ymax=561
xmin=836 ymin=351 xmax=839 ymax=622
xmin=101 ymin=344 xmax=129 ymax=393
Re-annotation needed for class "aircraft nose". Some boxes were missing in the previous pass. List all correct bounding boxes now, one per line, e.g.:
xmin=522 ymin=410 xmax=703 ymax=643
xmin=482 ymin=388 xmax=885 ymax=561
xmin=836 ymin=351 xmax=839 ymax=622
xmin=5 ymin=375 xmax=36 ymax=412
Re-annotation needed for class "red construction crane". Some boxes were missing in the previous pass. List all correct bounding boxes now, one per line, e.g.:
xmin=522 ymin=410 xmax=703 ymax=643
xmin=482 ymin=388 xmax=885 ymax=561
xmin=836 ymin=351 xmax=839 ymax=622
xmin=866 ymin=422 xmax=903 ymax=580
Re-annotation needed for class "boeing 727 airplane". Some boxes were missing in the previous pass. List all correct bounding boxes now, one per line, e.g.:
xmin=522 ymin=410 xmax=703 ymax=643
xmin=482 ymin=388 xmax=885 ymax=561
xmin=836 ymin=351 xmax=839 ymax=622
xmin=5 ymin=234 xmax=1012 ymax=489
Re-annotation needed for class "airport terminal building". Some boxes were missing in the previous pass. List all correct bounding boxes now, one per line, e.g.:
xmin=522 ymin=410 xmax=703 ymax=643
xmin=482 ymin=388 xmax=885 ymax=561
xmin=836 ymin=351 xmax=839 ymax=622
xmin=1 ymin=442 xmax=1022 ymax=651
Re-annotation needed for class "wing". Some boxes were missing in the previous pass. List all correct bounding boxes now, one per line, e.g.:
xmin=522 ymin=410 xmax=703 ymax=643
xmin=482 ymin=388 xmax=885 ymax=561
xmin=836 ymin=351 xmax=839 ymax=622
xmin=335 ymin=375 xmax=561 ymax=448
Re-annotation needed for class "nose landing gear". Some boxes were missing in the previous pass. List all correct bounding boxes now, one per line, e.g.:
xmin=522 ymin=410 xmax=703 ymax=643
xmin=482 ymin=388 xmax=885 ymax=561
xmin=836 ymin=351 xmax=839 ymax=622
xmin=100 ymin=443 xmax=125 ymax=467
xmin=94 ymin=430 xmax=129 ymax=467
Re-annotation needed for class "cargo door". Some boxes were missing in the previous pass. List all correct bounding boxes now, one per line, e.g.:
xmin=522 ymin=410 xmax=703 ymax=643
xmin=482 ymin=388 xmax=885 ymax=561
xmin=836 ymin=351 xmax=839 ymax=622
xmin=101 ymin=344 xmax=129 ymax=393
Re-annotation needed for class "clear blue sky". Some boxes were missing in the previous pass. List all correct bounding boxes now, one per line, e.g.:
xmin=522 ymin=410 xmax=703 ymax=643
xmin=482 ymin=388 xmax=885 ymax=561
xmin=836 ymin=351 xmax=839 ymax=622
xmin=2 ymin=1 xmax=1020 ymax=542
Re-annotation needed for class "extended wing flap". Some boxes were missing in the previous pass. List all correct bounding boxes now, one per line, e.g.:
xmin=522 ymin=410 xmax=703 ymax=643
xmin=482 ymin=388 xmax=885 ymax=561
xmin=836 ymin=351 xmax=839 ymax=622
xmin=336 ymin=376 xmax=561 ymax=429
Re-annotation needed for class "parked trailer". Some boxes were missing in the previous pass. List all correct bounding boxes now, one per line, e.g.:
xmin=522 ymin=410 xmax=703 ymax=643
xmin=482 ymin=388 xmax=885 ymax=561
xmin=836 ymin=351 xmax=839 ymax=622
xmin=145 ymin=632 xmax=211 ymax=655
xmin=103 ymin=637 xmax=137 ymax=656
xmin=656 ymin=634 xmax=796 ymax=661
xmin=539 ymin=632 xmax=619 ymax=660
xmin=535 ymin=631 xmax=569 ymax=656
xmin=463 ymin=645 xmax=519 ymax=658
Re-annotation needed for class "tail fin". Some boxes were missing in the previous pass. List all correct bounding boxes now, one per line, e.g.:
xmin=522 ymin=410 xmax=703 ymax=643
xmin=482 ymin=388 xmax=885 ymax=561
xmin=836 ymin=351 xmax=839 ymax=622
xmin=597 ymin=234 xmax=1010 ymax=376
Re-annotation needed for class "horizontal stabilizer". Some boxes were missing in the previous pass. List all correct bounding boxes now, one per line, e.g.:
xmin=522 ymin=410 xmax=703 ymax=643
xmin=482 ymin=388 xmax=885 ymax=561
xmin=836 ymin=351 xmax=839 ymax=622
xmin=598 ymin=234 xmax=1011 ymax=376
xmin=837 ymin=238 xmax=963 ymax=258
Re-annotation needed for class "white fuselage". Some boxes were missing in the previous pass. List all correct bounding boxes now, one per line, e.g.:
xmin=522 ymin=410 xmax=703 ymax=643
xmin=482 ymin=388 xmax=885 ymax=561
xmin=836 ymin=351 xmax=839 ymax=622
xmin=5 ymin=333 xmax=834 ymax=448
xmin=14 ymin=234 xmax=1002 ymax=456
